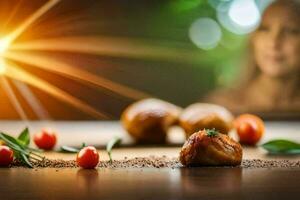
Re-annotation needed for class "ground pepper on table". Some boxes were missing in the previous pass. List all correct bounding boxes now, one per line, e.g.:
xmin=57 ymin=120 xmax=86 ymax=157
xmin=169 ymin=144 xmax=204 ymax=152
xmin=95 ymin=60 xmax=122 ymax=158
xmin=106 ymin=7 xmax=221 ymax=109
xmin=10 ymin=156 xmax=300 ymax=169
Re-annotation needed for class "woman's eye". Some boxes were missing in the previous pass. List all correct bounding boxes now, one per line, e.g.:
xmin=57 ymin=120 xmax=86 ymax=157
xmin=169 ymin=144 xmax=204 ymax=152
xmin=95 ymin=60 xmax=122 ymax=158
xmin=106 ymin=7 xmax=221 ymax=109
xmin=284 ymin=28 xmax=300 ymax=35
xmin=258 ymin=25 xmax=269 ymax=32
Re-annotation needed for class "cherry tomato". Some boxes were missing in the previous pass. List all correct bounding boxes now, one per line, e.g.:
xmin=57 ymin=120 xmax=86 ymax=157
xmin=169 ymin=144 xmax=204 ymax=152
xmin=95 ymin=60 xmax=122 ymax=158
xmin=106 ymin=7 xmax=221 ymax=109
xmin=76 ymin=146 xmax=99 ymax=169
xmin=34 ymin=129 xmax=57 ymax=150
xmin=0 ymin=145 xmax=14 ymax=167
xmin=234 ymin=114 xmax=265 ymax=145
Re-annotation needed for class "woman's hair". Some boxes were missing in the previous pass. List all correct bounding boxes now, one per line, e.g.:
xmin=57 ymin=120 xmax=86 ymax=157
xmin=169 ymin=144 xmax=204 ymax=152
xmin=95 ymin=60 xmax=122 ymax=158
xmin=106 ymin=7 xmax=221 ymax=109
xmin=238 ymin=0 xmax=300 ymax=87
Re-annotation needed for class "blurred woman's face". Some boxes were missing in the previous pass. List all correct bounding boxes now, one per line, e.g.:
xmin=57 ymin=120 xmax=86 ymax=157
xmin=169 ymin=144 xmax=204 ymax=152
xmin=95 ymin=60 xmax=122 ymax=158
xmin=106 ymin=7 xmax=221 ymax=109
xmin=252 ymin=3 xmax=300 ymax=78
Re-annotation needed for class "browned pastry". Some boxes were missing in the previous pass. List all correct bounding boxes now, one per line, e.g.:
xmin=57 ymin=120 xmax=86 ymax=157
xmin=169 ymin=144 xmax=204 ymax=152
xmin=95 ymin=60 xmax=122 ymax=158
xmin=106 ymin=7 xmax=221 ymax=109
xmin=121 ymin=98 xmax=182 ymax=144
xmin=179 ymin=103 xmax=234 ymax=138
xmin=180 ymin=129 xmax=242 ymax=166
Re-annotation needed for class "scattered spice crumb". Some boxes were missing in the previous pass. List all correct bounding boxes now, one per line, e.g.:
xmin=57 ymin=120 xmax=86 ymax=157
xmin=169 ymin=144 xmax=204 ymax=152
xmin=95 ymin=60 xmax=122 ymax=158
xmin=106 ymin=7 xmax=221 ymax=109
xmin=11 ymin=156 xmax=300 ymax=169
xmin=241 ymin=159 xmax=300 ymax=169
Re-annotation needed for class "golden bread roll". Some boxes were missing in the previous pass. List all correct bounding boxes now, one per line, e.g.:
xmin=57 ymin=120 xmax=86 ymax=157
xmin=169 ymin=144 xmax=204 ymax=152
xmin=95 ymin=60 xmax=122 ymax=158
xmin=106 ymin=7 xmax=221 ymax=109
xmin=179 ymin=103 xmax=234 ymax=137
xmin=121 ymin=98 xmax=182 ymax=144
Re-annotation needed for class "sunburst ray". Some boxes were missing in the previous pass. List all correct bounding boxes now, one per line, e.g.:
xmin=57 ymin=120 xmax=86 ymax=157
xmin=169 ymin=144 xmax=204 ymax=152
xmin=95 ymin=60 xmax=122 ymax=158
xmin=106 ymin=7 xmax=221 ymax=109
xmin=9 ymin=36 xmax=200 ymax=63
xmin=0 ymin=0 xmax=23 ymax=33
xmin=4 ymin=62 xmax=110 ymax=119
xmin=0 ymin=76 xmax=28 ymax=120
xmin=12 ymin=80 xmax=51 ymax=120
xmin=3 ymin=51 xmax=151 ymax=100
xmin=5 ymin=0 xmax=60 ymax=45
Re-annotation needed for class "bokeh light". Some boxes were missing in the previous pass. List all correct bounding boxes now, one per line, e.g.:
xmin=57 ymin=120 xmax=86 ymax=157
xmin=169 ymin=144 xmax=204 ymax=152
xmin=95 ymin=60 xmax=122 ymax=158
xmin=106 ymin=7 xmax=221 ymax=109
xmin=214 ymin=0 xmax=261 ymax=35
xmin=229 ymin=0 xmax=260 ymax=28
xmin=189 ymin=17 xmax=222 ymax=50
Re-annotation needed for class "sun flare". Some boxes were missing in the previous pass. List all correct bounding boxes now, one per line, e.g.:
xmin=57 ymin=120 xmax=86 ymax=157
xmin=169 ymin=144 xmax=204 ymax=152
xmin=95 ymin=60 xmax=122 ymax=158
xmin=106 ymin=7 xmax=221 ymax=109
xmin=0 ymin=0 xmax=153 ymax=119
xmin=0 ymin=37 xmax=11 ymax=55
xmin=0 ymin=59 xmax=7 ymax=75
xmin=0 ymin=37 xmax=11 ymax=75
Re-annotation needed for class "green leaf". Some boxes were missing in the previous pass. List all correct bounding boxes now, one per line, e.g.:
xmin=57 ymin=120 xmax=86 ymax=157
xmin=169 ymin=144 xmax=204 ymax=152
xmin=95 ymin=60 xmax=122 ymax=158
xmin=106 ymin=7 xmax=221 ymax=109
xmin=18 ymin=128 xmax=30 ymax=147
xmin=0 ymin=133 xmax=40 ymax=154
xmin=0 ymin=133 xmax=25 ymax=150
xmin=20 ymin=153 xmax=33 ymax=168
xmin=205 ymin=128 xmax=218 ymax=137
xmin=106 ymin=137 xmax=122 ymax=163
xmin=60 ymin=146 xmax=80 ymax=153
xmin=262 ymin=139 xmax=300 ymax=154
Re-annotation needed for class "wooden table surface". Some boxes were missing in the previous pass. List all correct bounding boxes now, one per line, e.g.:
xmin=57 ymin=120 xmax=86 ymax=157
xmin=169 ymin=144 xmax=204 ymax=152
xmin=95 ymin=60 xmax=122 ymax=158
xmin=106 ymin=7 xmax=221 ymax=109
xmin=0 ymin=121 xmax=300 ymax=200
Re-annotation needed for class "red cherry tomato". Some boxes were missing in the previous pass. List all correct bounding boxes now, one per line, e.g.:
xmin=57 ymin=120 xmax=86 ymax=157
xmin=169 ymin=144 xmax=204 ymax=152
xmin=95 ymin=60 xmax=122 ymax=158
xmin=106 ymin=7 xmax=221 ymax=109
xmin=34 ymin=129 xmax=57 ymax=150
xmin=0 ymin=145 xmax=14 ymax=167
xmin=234 ymin=114 xmax=265 ymax=145
xmin=76 ymin=146 xmax=99 ymax=169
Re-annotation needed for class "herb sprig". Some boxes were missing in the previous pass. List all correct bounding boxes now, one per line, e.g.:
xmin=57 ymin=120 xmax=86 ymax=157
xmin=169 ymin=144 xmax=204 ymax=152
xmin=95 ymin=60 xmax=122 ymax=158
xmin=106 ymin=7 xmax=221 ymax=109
xmin=60 ymin=143 xmax=86 ymax=153
xmin=0 ymin=128 xmax=44 ymax=168
xmin=206 ymin=128 xmax=219 ymax=137
xmin=106 ymin=137 xmax=122 ymax=163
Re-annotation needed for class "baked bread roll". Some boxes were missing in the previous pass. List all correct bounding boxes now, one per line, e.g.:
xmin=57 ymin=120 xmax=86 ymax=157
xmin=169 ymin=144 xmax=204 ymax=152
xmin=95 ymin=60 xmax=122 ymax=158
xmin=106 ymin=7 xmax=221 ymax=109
xmin=121 ymin=98 xmax=182 ymax=144
xmin=179 ymin=103 xmax=234 ymax=138
xmin=180 ymin=129 xmax=242 ymax=166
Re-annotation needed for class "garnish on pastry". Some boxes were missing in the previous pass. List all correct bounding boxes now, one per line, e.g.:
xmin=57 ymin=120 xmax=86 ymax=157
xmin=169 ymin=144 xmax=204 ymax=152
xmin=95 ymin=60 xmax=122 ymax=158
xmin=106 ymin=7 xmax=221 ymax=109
xmin=179 ymin=129 xmax=242 ymax=166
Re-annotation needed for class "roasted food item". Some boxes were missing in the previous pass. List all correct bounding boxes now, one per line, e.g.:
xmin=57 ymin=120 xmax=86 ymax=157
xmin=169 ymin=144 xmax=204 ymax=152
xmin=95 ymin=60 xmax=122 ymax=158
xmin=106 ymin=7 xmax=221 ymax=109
xmin=121 ymin=98 xmax=182 ymax=144
xmin=179 ymin=103 xmax=234 ymax=137
xmin=180 ymin=129 xmax=242 ymax=166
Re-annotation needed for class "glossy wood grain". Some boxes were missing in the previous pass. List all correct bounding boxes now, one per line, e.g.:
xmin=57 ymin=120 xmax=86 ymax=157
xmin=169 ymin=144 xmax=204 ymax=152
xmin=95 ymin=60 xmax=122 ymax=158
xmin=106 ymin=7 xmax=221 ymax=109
xmin=1 ymin=167 xmax=300 ymax=200
xmin=1 ymin=147 xmax=300 ymax=200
